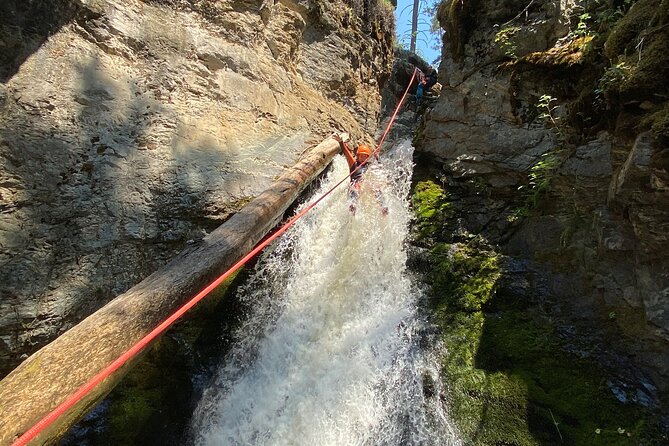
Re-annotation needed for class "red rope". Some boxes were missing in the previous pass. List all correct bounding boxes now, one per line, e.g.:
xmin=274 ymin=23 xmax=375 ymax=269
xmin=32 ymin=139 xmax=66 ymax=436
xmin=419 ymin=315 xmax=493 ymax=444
xmin=11 ymin=67 xmax=418 ymax=446
xmin=375 ymin=68 xmax=418 ymax=154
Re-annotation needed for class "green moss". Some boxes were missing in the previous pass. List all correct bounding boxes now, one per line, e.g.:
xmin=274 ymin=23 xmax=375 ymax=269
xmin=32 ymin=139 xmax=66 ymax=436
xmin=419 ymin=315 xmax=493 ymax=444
xmin=176 ymin=269 xmax=242 ymax=344
xmin=411 ymin=180 xmax=452 ymax=240
xmin=602 ymin=0 xmax=669 ymax=103
xmin=434 ymin=295 xmax=664 ymax=445
xmin=429 ymin=245 xmax=536 ymax=445
xmin=517 ymin=36 xmax=594 ymax=68
xmin=430 ymin=243 xmax=501 ymax=313
xmin=412 ymin=185 xmax=663 ymax=444
xmin=618 ymin=28 xmax=669 ymax=100
xmin=649 ymin=101 xmax=669 ymax=147
xmin=477 ymin=312 xmax=663 ymax=445
xmin=605 ymin=0 xmax=660 ymax=60
xmin=106 ymin=357 xmax=165 ymax=444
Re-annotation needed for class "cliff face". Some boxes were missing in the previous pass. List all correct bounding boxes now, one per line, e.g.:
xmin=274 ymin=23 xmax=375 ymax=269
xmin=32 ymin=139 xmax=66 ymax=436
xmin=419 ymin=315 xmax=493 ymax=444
xmin=416 ymin=0 xmax=668 ymax=428
xmin=0 ymin=0 xmax=394 ymax=376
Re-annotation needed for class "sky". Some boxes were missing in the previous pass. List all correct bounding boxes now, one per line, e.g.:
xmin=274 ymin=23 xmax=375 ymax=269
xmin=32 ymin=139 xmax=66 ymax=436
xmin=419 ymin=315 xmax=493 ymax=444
xmin=394 ymin=0 xmax=443 ymax=65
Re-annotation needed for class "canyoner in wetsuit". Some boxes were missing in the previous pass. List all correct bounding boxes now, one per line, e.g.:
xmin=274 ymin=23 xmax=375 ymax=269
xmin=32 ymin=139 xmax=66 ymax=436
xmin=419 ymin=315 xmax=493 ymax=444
xmin=333 ymin=133 xmax=387 ymax=215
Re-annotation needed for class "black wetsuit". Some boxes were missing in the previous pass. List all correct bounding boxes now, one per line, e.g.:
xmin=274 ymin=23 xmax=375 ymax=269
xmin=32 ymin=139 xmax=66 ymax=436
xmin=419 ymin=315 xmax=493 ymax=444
xmin=350 ymin=160 xmax=368 ymax=183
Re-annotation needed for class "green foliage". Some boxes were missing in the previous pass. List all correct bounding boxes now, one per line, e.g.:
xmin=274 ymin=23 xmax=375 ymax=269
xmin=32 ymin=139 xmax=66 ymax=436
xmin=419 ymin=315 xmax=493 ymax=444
xmin=411 ymin=180 xmax=452 ymax=240
xmin=570 ymin=13 xmax=594 ymax=38
xmin=598 ymin=3 xmax=624 ymax=24
xmin=595 ymin=0 xmax=635 ymax=25
xmin=494 ymin=26 xmax=521 ymax=59
xmin=538 ymin=94 xmax=562 ymax=134
xmin=512 ymin=148 xmax=565 ymax=220
xmin=506 ymin=94 xmax=569 ymax=218
xmin=595 ymin=61 xmax=634 ymax=106
xmin=526 ymin=150 xmax=563 ymax=205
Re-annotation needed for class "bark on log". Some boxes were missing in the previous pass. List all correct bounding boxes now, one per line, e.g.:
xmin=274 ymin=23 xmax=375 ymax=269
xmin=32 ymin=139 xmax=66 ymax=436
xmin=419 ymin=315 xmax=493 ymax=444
xmin=0 ymin=135 xmax=344 ymax=445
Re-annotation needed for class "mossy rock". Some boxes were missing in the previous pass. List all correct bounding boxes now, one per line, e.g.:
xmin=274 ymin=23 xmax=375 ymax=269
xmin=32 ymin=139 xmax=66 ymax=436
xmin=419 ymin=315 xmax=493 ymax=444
xmin=106 ymin=356 xmax=167 ymax=445
xmin=650 ymin=101 xmax=669 ymax=148
xmin=420 ymin=239 xmax=663 ymax=445
xmin=618 ymin=28 xmax=669 ymax=101
xmin=437 ymin=305 xmax=665 ymax=445
xmin=411 ymin=180 xmax=452 ymax=241
xmin=517 ymin=36 xmax=595 ymax=68
xmin=430 ymin=243 xmax=501 ymax=313
xmin=605 ymin=0 xmax=660 ymax=60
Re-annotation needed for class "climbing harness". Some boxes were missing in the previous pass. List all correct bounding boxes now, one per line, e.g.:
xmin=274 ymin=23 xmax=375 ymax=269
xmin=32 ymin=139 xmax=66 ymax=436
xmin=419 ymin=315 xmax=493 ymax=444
xmin=10 ymin=67 xmax=418 ymax=446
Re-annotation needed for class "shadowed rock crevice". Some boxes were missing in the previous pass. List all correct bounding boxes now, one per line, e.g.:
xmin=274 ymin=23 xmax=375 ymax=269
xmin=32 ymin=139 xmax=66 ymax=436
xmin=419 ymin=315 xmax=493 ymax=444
xmin=0 ymin=0 xmax=83 ymax=83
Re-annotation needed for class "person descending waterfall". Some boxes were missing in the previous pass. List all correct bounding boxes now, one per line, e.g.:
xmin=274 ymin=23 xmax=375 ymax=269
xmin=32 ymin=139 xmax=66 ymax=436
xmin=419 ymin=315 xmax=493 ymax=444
xmin=333 ymin=133 xmax=387 ymax=215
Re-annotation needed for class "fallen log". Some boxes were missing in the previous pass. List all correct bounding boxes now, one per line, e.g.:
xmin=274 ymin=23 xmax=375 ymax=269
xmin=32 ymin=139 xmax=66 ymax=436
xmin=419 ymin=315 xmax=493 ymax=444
xmin=0 ymin=135 xmax=343 ymax=445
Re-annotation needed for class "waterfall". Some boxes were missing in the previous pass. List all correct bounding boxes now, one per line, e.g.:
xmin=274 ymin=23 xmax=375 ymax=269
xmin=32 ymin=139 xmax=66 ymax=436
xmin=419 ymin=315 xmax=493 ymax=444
xmin=191 ymin=140 xmax=460 ymax=445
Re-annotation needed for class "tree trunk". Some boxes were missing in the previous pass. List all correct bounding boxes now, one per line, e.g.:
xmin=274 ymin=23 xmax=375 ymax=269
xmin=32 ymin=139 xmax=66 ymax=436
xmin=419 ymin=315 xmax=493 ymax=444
xmin=0 ymin=135 xmax=344 ymax=446
xmin=410 ymin=0 xmax=420 ymax=53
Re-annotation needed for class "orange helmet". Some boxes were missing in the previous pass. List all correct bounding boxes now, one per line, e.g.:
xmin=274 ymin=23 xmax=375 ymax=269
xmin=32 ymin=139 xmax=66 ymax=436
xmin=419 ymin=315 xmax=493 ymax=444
xmin=356 ymin=144 xmax=372 ymax=157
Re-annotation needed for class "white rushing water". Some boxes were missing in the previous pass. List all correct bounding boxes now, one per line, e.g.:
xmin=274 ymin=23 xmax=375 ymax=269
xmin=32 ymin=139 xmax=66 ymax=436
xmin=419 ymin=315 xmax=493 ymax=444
xmin=191 ymin=140 xmax=460 ymax=445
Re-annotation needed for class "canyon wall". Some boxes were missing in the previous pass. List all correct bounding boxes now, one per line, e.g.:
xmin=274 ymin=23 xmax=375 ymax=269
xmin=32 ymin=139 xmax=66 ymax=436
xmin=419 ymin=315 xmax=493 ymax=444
xmin=0 ymin=0 xmax=395 ymax=377
xmin=422 ymin=0 xmax=668 ymax=389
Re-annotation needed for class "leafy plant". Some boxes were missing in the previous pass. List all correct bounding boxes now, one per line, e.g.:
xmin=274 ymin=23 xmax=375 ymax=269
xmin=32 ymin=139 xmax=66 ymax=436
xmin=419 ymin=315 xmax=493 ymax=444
xmin=598 ymin=7 xmax=625 ymax=24
xmin=494 ymin=26 xmax=521 ymax=59
xmin=527 ymin=150 xmax=563 ymax=204
xmin=569 ymin=12 xmax=594 ymax=38
xmin=595 ymin=0 xmax=635 ymax=25
xmin=538 ymin=94 xmax=563 ymax=136
xmin=512 ymin=149 xmax=565 ymax=219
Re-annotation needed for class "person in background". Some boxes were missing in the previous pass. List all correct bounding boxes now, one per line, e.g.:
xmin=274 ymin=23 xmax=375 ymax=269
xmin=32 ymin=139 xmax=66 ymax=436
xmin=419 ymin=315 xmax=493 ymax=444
xmin=415 ymin=65 xmax=438 ymax=106
xmin=332 ymin=133 xmax=387 ymax=215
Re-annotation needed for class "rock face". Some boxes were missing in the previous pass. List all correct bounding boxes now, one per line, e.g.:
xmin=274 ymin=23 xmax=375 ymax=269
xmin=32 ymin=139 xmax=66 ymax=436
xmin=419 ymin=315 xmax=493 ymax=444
xmin=419 ymin=0 xmax=669 ymax=398
xmin=0 ymin=0 xmax=394 ymax=376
